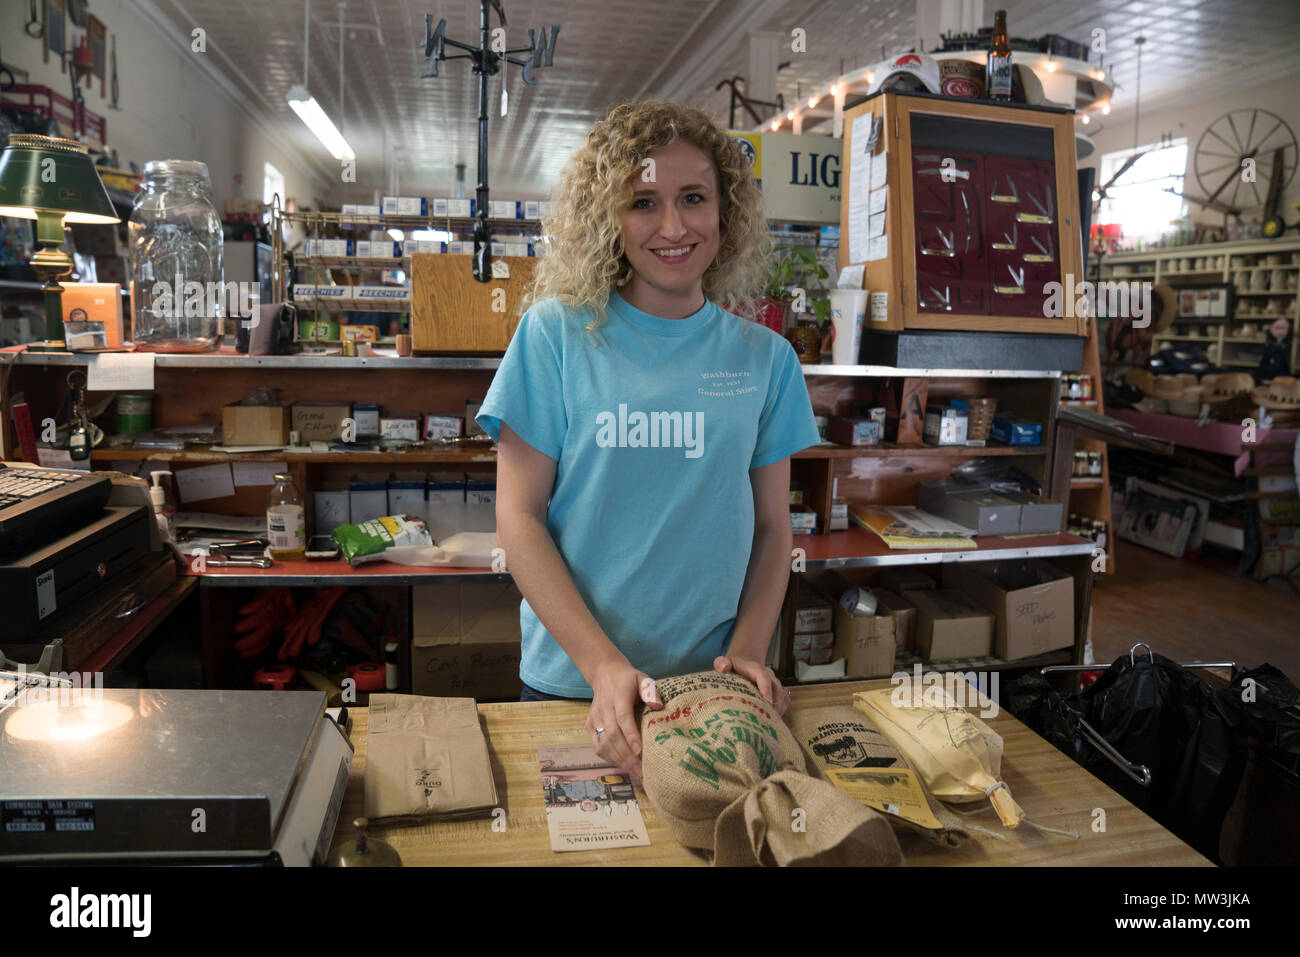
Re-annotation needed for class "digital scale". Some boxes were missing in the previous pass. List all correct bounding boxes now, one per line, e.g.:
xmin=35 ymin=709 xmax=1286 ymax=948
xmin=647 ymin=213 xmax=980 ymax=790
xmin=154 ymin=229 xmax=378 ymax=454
xmin=0 ymin=687 xmax=352 ymax=865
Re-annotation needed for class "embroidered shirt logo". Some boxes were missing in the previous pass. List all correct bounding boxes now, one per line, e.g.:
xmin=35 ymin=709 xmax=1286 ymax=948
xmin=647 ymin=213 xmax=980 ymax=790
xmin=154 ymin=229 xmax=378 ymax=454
xmin=595 ymin=403 xmax=703 ymax=458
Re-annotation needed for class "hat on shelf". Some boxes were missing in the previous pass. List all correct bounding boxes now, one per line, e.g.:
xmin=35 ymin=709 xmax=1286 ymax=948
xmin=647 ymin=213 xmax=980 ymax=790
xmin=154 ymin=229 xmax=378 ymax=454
xmin=1150 ymin=283 xmax=1179 ymax=334
xmin=1149 ymin=375 xmax=1187 ymax=401
xmin=1202 ymin=372 xmax=1254 ymax=403
xmin=1251 ymin=376 xmax=1300 ymax=410
xmin=867 ymin=53 xmax=942 ymax=95
xmin=1168 ymin=385 xmax=1203 ymax=417
xmin=1124 ymin=368 xmax=1155 ymax=394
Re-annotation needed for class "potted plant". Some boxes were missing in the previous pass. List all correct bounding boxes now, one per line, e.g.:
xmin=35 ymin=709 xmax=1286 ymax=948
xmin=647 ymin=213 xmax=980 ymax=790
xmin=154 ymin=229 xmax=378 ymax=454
xmin=758 ymin=244 xmax=832 ymax=361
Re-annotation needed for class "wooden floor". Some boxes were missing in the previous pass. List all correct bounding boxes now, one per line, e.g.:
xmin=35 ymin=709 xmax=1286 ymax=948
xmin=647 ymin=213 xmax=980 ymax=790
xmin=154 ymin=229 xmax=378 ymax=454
xmin=1091 ymin=538 xmax=1300 ymax=680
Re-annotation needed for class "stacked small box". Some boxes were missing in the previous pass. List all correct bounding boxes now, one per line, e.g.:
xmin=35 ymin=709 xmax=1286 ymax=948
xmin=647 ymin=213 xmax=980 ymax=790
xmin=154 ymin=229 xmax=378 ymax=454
xmin=792 ymin=595 xmax=833 ymax=666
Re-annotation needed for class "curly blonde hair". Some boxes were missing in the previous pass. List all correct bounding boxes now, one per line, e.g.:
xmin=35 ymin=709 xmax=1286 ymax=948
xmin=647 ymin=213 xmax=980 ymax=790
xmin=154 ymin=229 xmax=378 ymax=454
xmin=524 ymin=99 xmax=770 ymax=337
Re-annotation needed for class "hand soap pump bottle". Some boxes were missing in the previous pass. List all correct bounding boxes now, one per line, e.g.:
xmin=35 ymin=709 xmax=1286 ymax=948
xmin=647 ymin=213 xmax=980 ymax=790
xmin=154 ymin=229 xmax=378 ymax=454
xmin=149 ymin=470 xmax=176 ymax=542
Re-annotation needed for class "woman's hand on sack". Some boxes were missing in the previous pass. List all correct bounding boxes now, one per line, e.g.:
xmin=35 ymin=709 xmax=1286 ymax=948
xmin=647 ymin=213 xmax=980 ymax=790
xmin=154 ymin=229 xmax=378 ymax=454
xmin=714 ymin=655 xmax=791 ymax=716
xmin=587 ymin=657 xmax=663 ymax=777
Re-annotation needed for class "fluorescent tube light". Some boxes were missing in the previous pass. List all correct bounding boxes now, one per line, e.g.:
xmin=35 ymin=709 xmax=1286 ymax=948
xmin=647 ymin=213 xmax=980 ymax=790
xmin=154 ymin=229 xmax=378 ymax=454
xmin=286 ymin=85 xmax=355 ymax=161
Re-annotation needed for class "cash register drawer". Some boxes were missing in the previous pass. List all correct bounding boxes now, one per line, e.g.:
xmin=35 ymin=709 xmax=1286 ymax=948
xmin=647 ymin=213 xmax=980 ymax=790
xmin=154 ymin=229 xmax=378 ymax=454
xmin=0 ymin=506 xmax=152 ymax=640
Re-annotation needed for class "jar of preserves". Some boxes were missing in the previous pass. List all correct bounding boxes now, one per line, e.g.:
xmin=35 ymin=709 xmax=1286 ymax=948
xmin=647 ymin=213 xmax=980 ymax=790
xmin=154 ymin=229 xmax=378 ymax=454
xmin=267 ymin=473 xmax=306 ymax=561
xmin=1073 ymin=450 xmax=1089 ymax=476
xmin=1080 ymin=374 xmax=1093 ymax=401
xmin=128 ymin=159 xmax=224 ymax=352
xmin=1089 ymin=451 xmax=1102 ymax=476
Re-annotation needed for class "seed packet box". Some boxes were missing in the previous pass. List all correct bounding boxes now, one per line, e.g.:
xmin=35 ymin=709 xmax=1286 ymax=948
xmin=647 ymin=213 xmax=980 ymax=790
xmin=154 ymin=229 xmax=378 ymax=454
xmin=943 ymin=559 xmax=1073 ymax=659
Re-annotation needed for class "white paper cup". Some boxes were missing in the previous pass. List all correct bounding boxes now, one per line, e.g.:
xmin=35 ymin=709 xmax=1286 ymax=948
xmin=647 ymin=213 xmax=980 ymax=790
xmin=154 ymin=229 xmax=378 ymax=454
xmin=829 ymin=289 xmax=869 ymax=366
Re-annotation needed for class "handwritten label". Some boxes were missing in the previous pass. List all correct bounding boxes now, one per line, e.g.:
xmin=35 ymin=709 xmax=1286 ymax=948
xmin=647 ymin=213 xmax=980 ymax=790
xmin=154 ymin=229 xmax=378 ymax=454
xmin=232 ymin=461 xmax=289 ymax=487
xmin=87 ymin=353 xmax=155 ymax=391
xmin=175 ymin=463 xmax=236 ymax=503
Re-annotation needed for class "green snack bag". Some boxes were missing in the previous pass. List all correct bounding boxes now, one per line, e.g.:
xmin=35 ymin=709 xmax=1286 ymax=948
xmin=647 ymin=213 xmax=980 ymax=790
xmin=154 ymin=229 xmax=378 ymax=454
xmin=332 ymin=514 xmax=435 ymax=565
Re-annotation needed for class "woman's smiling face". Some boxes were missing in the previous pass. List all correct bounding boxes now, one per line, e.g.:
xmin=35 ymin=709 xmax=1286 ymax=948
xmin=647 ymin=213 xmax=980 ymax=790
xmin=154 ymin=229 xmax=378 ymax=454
xmin=617 ymin=137 xmax=721 ymax=318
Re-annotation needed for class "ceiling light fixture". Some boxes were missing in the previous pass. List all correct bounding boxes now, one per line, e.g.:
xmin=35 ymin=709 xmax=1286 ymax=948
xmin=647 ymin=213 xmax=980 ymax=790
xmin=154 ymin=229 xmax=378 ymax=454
xmin=287 ymin=85 xmax=355 ymax=160
xmin=287 ymin=0 xmax=355 ymax=161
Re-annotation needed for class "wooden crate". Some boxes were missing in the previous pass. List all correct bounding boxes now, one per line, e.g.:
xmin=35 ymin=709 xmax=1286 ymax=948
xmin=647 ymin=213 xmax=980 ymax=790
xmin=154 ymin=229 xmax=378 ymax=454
xmin=410 ymin=254 xmax=536 ymax=352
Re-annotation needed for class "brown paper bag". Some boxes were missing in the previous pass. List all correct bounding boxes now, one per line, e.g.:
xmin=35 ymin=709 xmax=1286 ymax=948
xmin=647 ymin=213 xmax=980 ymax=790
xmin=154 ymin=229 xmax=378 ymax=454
xmin=855 ymin=687 xmax=1025 ymax=827
xmin=789 ymin=706 xmax=971 ymax=847
xmin=363 ymin=694 xmax=499 ymax=823
xmin=640 ymin=671 xmax=903 ymax=866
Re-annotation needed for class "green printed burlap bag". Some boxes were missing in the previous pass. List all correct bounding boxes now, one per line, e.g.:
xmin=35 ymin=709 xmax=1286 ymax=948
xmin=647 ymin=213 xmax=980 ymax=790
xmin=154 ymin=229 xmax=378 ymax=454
xmin=640 ymin=671 xmax=903 ymax=866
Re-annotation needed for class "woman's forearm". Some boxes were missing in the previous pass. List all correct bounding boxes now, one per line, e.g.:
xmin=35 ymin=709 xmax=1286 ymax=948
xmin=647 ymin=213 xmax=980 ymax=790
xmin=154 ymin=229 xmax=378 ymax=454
xmin=498 ymin=509 xmax=628 ymax=685
xmin=726 ymin=521 xmax=793 ymax=662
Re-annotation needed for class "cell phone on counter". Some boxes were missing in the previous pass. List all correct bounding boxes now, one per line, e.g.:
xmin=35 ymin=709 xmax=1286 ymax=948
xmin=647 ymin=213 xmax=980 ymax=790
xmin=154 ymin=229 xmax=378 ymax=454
xmin=305 ymin=534 xmax=340 ymax=560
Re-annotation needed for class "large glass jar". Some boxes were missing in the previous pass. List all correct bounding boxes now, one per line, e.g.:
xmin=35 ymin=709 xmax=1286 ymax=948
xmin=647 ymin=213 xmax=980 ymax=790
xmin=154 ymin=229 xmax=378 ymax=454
xmin=128 ymin=159 xmax=223 ymax=351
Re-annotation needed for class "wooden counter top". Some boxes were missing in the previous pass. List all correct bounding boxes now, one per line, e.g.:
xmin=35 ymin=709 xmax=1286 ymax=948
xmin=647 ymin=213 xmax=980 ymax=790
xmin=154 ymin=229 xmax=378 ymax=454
xmin=332 ymin=679 xmax=1211 ymax=867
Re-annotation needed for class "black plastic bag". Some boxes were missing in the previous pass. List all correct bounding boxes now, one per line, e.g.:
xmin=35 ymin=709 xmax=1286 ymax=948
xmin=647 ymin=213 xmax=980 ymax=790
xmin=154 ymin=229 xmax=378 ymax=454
xmin=1008 ymin=654 xmax=1248 ymax=862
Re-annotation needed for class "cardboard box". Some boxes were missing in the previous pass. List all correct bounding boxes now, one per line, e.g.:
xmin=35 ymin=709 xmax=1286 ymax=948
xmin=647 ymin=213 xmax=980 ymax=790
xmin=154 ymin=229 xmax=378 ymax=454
xmin=411 ymin=582 xmax=523 ymax=700
xmin=917 ymin=481 xmax=1020 ymax=536
xmin=907 ymin=589 xmax=994 ymax=660
xmin=794 ymin=599 xmax=833 ymax=634
xmin=61 ymin=283 xmax=126 ymax=349
xmin=829 ymin=416 xmax=881 ymax=446
xmin=832 ymin=606 xmax=896 ymax=677
xmin=924 ymin=406 xmax=969 ymax=445
xmin=943 ymin=559 xmax=1073 ymax=659
xmin=222 ymin=404 xmax=290 ymax=446
xmin=990 ymin=415 xmax=1042 ymax=446
xmin=998 ymin=490 xmax=1064 ymax=535
xmin=874 ymin=589 xmax=917 ymax=654
xmin=292 ymin=402 xmax=351 ymax=442
xmin=314 ymin=485 xmax=350 ymax=533
xmin=880 ymin=567 xmax=937 ymax=594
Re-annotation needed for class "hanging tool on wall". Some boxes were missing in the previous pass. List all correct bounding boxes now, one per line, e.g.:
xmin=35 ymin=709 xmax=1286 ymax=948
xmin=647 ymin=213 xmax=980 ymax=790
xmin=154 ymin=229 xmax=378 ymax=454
xmin=25 ymin=0 xmax=43 ymax=38
xmin=109 ymin=33 xmax=120 ymax=110
xmin=418 ymin=0 xmax=560 ymax=282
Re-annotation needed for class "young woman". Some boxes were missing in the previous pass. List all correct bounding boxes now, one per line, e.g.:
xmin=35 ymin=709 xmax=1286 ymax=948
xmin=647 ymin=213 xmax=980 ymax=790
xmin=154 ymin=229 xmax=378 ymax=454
xmin=475 ymin=100 xmax=820 ymax=775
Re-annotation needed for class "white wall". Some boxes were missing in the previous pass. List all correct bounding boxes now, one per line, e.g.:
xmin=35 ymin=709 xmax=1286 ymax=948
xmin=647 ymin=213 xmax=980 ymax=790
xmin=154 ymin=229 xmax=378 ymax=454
xmin=0 ymin=0 xmax=329 ymax=211
xmin=1079 ymin=75 xmax=1300 ymax=225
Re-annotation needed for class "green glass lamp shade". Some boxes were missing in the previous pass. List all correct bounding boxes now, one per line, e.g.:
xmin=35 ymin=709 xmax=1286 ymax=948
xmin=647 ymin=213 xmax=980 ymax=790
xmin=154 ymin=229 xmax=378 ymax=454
xmin=0 ymin=134 xmax=119 ymax=223
xmin=0 ymin=134 xmax=120 ymax=349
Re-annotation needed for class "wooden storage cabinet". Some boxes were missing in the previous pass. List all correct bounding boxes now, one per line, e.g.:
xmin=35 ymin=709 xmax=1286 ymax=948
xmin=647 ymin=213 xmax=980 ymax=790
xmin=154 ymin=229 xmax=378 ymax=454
xmin=841 ymin=92 xmax=1085 ymax=337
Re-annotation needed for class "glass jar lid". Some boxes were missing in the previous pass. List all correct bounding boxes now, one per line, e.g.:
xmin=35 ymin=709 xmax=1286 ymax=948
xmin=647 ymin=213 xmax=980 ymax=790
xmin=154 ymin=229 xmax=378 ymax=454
xmin=142 ymin=159 xmax=212 ymax=183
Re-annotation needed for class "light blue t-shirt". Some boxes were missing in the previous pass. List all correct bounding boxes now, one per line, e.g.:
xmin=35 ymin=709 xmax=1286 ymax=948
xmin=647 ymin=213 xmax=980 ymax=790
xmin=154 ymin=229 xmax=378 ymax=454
xmin=476 ymin=288 xmax=821 ymax=697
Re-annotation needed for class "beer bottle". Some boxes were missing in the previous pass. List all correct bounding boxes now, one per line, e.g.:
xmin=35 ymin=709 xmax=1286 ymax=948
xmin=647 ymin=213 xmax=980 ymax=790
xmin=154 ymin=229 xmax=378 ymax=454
xmin=986 ymin=9 xmax=1012 ymax=101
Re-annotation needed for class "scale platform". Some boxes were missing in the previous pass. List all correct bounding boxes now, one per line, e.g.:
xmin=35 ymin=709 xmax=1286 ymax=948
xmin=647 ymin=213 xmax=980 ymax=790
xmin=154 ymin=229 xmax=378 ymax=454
xmin=0 ymin=688 xmax=352 ymax=865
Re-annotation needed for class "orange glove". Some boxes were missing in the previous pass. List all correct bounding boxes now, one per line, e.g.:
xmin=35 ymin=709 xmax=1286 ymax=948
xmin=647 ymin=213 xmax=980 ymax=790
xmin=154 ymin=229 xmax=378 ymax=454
xmin=278 ymin=587 xmax=347 ymax=661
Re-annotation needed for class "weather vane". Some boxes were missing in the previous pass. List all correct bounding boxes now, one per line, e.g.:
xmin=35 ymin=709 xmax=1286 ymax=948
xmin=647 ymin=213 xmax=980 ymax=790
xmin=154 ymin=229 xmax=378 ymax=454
xmin=420 ymin=1 xmax=560 ymax=282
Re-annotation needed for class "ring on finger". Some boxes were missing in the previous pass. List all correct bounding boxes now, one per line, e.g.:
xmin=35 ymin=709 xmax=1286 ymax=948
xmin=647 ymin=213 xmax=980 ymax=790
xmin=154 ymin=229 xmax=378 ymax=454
xmin=594 ymin=727 xmax=604 ymax=740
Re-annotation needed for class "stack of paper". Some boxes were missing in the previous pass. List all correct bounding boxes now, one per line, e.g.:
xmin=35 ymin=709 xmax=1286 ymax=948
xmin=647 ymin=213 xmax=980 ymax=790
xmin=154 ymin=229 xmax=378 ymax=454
xmin=849 ymin=505 xmax=977 ymax=550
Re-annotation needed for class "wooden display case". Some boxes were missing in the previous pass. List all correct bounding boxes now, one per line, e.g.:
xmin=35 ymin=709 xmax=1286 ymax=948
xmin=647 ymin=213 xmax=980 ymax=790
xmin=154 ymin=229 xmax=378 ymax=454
xmin=840 ymin=91 xmax=1085 ymax=337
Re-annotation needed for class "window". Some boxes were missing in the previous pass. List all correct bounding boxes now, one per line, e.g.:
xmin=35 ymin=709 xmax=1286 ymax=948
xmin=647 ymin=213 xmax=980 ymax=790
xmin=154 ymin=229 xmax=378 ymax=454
xmin=263 ymin=162 xmax=285 ymax=224
xmin=1095 ymin=139 xmax=1188 ymax=245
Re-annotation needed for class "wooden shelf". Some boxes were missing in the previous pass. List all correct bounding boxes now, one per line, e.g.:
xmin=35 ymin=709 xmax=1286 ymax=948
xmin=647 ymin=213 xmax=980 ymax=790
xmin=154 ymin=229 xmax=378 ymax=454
xmin=794 ymin=443 xmax=1047 ymax=459
xmin=1059 ymin=399 xmax=1098 ymax=406
xmin=91 ymin=446 xmax=497 ymax=464
xmin=795 ymin=527 xmax=1094 ymax=569
xmin=1071 ymin=477 xmax=1105 ymax=488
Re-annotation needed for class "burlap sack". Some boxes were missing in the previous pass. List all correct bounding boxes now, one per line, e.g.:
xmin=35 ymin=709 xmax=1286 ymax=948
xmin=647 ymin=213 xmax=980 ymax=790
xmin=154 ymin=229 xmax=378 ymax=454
xmin=639 ymin=671 xmax=903 ymax=866
xmin=789 ymin=706 xmax=970 ymax=847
